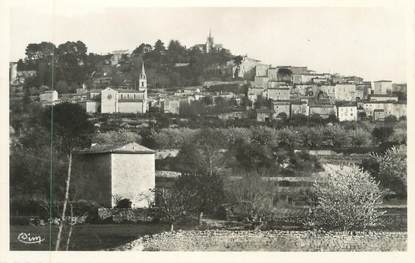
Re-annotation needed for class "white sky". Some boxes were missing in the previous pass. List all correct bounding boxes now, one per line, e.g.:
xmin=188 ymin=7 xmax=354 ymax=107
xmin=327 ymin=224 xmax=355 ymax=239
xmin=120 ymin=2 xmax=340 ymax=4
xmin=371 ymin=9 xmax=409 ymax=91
xmin=9 ymin=4 xmax=408 ymax=82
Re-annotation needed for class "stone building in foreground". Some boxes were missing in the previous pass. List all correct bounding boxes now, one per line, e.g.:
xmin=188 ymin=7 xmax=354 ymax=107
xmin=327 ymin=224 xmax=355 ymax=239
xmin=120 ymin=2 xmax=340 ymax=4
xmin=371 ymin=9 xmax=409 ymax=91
xmin=72 ymin=142 xmax=155 ymax=208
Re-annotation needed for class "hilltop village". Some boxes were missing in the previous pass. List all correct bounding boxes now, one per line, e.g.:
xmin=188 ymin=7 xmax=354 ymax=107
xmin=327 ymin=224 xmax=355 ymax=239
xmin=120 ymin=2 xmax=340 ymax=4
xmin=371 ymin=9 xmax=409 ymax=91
xmin=10 ymin=31 xmax=407 ymax=124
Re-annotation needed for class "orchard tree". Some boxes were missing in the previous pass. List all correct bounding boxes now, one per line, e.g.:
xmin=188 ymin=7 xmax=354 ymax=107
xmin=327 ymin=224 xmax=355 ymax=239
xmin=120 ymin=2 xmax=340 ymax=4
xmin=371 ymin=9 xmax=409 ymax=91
xmin=310 ymin=165 xmax=385 ymax=231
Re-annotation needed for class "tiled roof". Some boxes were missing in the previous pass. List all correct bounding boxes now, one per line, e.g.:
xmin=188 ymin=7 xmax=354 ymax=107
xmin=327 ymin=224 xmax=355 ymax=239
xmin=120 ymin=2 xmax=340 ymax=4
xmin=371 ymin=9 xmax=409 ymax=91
xmin=75 ymin=142 xmax=155 ymax=154
xmin=117 ymin=89 xmax=145 ymax=93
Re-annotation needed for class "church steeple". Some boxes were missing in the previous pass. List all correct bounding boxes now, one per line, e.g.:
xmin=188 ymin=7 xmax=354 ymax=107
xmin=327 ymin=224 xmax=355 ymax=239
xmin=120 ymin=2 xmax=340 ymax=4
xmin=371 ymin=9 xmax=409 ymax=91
xmin=138 ymin=62 xmax=147 ymax=91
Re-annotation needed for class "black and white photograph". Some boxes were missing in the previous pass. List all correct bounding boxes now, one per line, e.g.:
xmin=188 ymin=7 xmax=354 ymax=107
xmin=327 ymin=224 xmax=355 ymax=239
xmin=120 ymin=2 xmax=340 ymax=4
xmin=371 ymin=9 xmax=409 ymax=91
xmin=2 ymin=0 xmax=414 ymax=258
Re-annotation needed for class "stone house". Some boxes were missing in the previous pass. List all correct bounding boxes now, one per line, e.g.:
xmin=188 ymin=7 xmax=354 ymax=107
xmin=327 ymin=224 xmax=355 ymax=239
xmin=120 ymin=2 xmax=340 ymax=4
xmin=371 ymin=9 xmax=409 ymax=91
xmin=334 ymin=84 xmax=356 ymax=101
xmin=39 ymin=90 xmax=59 ymax=106
xmin=291 ymin=102 xmax=309 ymax=116
xmin=255 ymin=64 xmax=270 ymax=77
xmin=309 ymin=104 xmax=337 ymax=118
xmin=256 ymin=108 xmax=274 ymax=122
xmin=337 ymin=105 xmax=358 ymax=122
xmin=271 ymin=100 xmax=290 ymax=119
xmin=72 ymin=143 xmax=155 ymax=208
xmin=373 ymin=80 xmax=393 ymax=95
xmin=267 ymin=87 xmax=291 ymax=101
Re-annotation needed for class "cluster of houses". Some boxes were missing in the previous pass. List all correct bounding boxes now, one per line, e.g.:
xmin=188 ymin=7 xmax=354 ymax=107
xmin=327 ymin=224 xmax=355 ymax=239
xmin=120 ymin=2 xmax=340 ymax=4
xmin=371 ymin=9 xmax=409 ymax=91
xmin=232 ymin=58 xmax=407 ymax=122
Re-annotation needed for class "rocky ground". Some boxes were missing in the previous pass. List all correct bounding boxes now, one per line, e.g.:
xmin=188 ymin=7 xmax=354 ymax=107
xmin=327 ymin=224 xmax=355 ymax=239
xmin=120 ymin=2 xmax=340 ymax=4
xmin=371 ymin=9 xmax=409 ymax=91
xmin=113 ymin=229 xmax=407 ymax=251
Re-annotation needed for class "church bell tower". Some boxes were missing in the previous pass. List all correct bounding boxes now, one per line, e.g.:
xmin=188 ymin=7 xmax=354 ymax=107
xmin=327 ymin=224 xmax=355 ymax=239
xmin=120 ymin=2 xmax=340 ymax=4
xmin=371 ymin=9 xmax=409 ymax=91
xmin=138 ymin=62 xmax=147 ymax=91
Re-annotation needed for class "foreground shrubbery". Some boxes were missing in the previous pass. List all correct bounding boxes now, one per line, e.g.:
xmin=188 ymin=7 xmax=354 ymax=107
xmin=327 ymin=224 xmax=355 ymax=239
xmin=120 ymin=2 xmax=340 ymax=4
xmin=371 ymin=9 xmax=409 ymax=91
xmin=116 ymin=230 xmax=406 ymax=251
xmin=309 ymin=165 xmax=386 ymax=231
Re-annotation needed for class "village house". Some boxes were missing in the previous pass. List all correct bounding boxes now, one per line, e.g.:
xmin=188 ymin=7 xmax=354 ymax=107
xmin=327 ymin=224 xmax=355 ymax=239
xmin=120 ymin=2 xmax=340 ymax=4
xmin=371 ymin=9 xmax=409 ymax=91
xmin=255 ymin=63 xmax=270 ymax=77
xmin=271 ymin=100 xmax=291 ymax=119
xmin=373 ymin=109 xmax=386 ymax=121
xmin=267 ymin=87 xmax=291 ymax=101
xmin=256 ymin=108 xmax=274 ymax=122
xmin=318 ymin=85 xmax=336 ymax=101
xmin=337 ymin=104 xmax=358 ymax=122
xmin=392 ymin=83 xmax=407 ymax=93
xmin=217 ymin=110 xmax=248 ymax=120
xmin=253 ymin=76 xmax=269 ymax=89
xmin=292 ymin=73 xmax=316 ymax=84
xmin=361 ymin=102 xmax=406 ymax=120
xmin=291 ymin=101 xmax=309 ymax=116
xmin=247 ymin=86 xmax=266 ymax=103
xmin=334 ymin=84 xmax=356 ymax=101
xmin=309 ymin=104 xmax=337 ymax=118
xmin=373 ymin=80 xmax=393 ymax=95
xmin=39 ymin=90 xmax=59 ymax=106
xmin=356 ymin=82 xmax=371 ymax=100
xmin=110 ymin=50 xmax=130 ymax=66
xmin=162 ymin=96 xmax=185 ymax=114
xmin=234 ymin=56 xmax=261 ymax=79
xmin=72 ymin=143 xmax=155 ymax=208
xmin=292 ymin=84 xmax=318 ymax=97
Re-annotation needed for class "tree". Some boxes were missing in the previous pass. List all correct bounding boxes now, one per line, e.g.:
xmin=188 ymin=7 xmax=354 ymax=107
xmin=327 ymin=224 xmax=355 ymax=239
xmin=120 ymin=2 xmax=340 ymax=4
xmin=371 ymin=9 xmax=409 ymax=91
xmin=132 ymin=43 xmax=152 ymax=56
xmin=154 ymin=172 xmax=225 ymax=230
xmin=174 ymin=128 xmax=225 ymax=176
xmin=56 ymin=41 xmax=88 ymax=85
xmin=24 ymin=42 xmax=56 ymax=66
xmin=226 ymin=171 xmax=277 ymax=226
xmin=372 ymin=145 xmax=407 ymax=197
xmin=372 ymin=126 xmax=394 ymax=145
xmin=349 ymin=128 xmax=372 ymax=148
xmin=388 ymin=127 xmax=406 ymax=145
xmin=154 ymin=40 xmax=166 ymax=53
xmin=42 ymin=103 xmax=94 ymax=250
xmin=310 ymin=165 xmax=385 ymax=230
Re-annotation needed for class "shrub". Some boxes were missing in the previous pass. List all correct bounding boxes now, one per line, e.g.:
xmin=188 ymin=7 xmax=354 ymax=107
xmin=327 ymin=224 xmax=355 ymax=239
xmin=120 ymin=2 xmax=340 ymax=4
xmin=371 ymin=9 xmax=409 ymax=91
xmin=372 ymin=145 xmax=407 ymax=197
xmin=310 ymin=165 xmax=385 ymax=231
xmin=116 ymin=198 xmax=132 ymax=209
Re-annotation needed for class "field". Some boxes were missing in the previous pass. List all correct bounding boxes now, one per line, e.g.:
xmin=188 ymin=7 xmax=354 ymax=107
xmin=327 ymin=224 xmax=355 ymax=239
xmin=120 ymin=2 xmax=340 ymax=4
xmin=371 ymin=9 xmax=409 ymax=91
xmin=10 ymin=224 xmax=171 ymax=251
xmin=116 ymin=230 xmax=407 ymax=251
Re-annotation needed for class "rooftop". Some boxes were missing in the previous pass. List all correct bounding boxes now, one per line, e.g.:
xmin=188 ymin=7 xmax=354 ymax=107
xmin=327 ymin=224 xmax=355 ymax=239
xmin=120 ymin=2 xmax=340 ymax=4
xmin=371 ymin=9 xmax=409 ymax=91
xmin=75 ymin=142 xmax=155 ymax=155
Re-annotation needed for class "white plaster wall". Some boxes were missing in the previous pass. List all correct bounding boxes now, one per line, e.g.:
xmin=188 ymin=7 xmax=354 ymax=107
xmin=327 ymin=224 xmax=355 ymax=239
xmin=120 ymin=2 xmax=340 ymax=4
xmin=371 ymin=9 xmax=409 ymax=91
xmin=118 ymin=101 xmax=144 ymax=113
xmin=111 ymin=153 xmax=155 ymax=208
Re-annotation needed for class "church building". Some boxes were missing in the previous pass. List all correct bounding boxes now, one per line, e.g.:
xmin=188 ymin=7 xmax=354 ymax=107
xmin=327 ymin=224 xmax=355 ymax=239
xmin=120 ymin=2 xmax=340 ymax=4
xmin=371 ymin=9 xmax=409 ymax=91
xmin=83 ymin=63 xmax=148 ymax=114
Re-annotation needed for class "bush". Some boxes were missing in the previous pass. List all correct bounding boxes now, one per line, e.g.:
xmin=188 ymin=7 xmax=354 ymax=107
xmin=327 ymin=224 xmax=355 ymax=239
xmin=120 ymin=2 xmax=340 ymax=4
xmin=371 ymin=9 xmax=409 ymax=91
xmin=116 ymin=198 xmax=132 ymax=209
xmin=372 ymin=145 xmax=407 ymax=197
xmin=310 ymin=165 xmax=385 ymax=231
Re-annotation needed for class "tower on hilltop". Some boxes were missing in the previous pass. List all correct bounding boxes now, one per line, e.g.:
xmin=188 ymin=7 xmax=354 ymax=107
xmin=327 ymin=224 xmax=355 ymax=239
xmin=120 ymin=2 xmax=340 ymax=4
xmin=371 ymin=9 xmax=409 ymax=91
xmin=206 ymin=29 xmax=214 ymax=53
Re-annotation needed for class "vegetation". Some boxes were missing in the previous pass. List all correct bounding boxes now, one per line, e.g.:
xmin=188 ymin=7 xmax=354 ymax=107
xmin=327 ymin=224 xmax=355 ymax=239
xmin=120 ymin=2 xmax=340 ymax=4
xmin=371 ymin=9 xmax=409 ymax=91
xmin=310 ymin=165 xmax=385 ymax=231
xmin=18 ymin=39 xmax=236 ymax=93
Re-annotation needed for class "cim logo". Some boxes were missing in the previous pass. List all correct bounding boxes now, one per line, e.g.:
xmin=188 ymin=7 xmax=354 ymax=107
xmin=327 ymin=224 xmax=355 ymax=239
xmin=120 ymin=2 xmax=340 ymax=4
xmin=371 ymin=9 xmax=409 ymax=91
xmin=17 ymin=232 xmax=45 ymax=245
